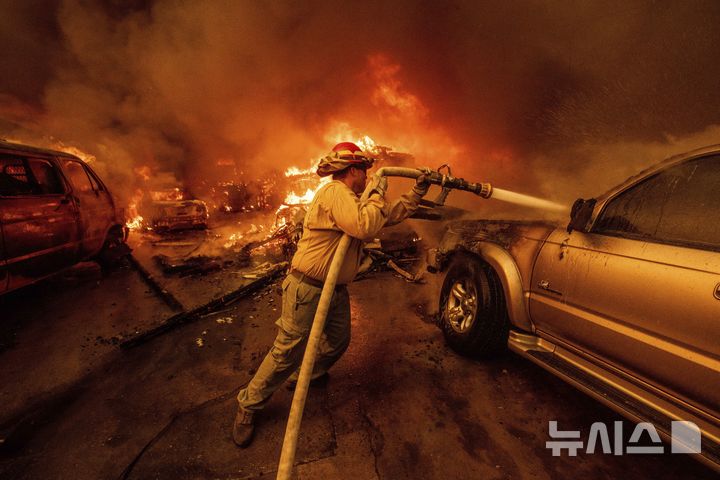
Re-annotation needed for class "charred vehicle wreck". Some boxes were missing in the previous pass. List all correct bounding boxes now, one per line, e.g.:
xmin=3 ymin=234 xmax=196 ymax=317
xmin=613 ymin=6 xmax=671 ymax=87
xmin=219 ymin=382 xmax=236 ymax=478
xmin=141 ymin=187 xmax=209 ymax=232
xmin=427 ymin=145 xmax=720 ymax=470
xmin=0 ymin=140 xmax=128 ymax=294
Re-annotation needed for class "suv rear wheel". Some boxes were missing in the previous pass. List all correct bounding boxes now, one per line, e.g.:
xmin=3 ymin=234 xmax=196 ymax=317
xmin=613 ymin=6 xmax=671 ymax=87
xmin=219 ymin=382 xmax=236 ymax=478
xmin=439 ymin=253 xmax=509 ymax=357
xmin=96 ymin=226 xmax=129 ymax=269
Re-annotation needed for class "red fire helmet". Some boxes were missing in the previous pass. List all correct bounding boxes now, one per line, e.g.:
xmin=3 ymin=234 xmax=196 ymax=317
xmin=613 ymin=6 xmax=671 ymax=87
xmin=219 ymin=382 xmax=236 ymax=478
xmin=317 ymin=142 xmax=375 ymax=177
xmin=331 ymin=142 xmax=364 ymax=159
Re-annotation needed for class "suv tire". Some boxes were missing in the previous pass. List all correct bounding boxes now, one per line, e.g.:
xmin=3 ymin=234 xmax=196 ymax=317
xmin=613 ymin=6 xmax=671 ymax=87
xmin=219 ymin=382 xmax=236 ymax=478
xmin=96 ymin=226 xmax=129 ymax=269
xmin=439 ymin=253 xmax=509 ymax=357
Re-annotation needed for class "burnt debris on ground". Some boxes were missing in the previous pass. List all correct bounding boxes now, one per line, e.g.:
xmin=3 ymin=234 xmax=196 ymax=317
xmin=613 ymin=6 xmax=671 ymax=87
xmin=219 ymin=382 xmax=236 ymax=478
xmin=120 ymin=262 xmax=287 ymax=349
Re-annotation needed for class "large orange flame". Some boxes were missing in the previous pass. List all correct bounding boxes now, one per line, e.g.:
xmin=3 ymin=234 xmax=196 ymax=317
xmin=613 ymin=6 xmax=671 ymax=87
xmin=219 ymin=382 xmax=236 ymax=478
xmin=281 ymin=134 xmax=382 ymax=207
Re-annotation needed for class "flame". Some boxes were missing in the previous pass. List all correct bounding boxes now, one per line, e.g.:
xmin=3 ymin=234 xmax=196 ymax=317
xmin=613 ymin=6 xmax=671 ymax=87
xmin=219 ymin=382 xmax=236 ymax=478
xmin=221 ymin=132 xmax=387 ymax=252
xmin=278 ymin=135 xmax=378 ymax=208
xmin=284 ymin=188 xmax=320 ymax=205
xmin=48 ymin=142 xmax=98 ymax=164
xmin=126 ymin=212 xmax=144 ymax=230
xmin=285 ymin=165 xmax=314 ymax=177
xmin=275 ymin=211 xmax=289 ymax=228
xmin=150 ymin=187 xmax=184 ymax=201
xmin=321 ymin=55 xmax=464 ymax=166
xmin=125 ymin=189 xmax=145 ymax=230
xmin=280 ymin=133 xmax=381 ymax=207
xmin=223 ymin=223 xmax=268 ymax=250
xmin=282 ymin=178 xmax=330 ymax=206
xmin=134 ymin=165 xmax=151 ymax=181
xmin=356 ymin=135 xmax=379 ymax=155
xmin=368 ymin=54 xmax=428 ymax=118
xmin=282 ymin=155 xmax=324 ymax=205
xmin=223 ymin=232 xmax=244 ymax=249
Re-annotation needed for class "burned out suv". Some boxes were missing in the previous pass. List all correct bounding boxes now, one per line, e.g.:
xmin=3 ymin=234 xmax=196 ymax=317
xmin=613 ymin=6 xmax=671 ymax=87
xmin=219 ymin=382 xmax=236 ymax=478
xmin=428 ymin=146 xmax=720 ymax=470
xmin=0 ymin=140 xmax=127 ymax=294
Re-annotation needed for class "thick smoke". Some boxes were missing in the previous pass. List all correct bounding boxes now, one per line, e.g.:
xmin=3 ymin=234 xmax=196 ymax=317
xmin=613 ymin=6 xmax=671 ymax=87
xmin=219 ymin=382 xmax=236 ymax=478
xmin=1 ymin=0 xmax=720 ymax=208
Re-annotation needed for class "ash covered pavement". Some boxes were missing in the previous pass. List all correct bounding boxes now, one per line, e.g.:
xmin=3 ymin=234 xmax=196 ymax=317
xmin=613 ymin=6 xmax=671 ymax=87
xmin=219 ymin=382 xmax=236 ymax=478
xmin=0 ymin=265 xmax=711 ymax=479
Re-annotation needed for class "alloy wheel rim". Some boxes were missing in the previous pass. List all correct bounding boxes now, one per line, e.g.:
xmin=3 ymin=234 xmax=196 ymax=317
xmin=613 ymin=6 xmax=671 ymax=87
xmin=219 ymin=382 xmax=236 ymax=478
xmin=446 ymin=280 xmax=478 ymax=333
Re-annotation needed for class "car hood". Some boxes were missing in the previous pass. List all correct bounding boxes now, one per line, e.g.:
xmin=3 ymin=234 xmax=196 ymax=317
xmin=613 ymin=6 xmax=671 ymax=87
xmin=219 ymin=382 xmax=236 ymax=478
xmin=438 ymin=220 xmax=559 ymax=293
xmin=443 ymin=219 xmax=557 ymax=250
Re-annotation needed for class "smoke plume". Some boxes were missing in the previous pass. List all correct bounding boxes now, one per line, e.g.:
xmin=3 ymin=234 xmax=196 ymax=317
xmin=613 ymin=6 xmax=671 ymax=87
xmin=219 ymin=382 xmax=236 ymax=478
xmin=1 ymin=0 xmax=719 ymax=207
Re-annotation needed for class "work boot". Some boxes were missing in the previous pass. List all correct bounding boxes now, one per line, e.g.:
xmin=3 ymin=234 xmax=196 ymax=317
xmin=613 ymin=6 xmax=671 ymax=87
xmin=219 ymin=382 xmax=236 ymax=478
xmin=232 ymin=407 xmax=255 ymax=448
xmin=286 ymin=372 xmax=330 ymax=391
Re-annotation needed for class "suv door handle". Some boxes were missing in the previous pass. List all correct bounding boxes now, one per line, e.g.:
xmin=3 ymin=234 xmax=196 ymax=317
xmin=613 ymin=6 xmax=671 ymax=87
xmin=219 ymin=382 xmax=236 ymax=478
xmin=55 ymin=195 xmax=72 ymax=211
xmin=538 ymin=280 xmax=563 ymax=296
xmin=714 ymin=283 xmax=720 ymax=300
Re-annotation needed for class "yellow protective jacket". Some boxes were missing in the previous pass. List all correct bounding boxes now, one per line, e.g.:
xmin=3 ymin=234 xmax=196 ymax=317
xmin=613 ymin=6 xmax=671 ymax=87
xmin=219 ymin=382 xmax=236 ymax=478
xmin=290 ymin=180 xmax=422 ymax=285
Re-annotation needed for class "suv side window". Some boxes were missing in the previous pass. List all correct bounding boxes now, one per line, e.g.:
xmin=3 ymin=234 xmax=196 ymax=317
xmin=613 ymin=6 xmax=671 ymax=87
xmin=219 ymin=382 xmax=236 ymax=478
xmin=593 ymin=154 xmax=720 ymax=250
xmin=62 ymin=159 xmax=94 ymax=193
xmin=28 ymin=159 xmax=65 ymax=195
xmin=0 ymin=155 xmax=35 ymax=196
xmin=83 ymin=165 xmax=105 ymax=192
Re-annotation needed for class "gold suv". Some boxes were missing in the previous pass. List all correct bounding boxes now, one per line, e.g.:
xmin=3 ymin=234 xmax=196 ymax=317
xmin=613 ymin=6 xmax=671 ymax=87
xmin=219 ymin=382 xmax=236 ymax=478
xmin=428 ymin=146 xmax=719 ymax=471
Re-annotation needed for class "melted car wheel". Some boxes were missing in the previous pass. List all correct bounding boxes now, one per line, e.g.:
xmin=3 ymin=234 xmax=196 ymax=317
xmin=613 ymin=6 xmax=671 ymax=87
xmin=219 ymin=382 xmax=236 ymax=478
xmin=96 ymin=226 xmax=130 ymax=269
xmin=439 ymin=253 xmax=509 ymax=357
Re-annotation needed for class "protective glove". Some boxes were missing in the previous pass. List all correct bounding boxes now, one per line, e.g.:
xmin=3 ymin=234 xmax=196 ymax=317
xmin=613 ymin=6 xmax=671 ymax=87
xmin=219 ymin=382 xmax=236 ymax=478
xmin=367 ymin=174 xmax=388 ymax=197
xmin=412 ymin=174 xmax=430 ymax=197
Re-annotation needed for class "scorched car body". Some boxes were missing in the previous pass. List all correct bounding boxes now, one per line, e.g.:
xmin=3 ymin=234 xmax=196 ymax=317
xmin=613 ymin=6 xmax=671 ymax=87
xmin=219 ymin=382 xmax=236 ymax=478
xmin=142 ymin=187 xmax=209 ymax=232
xmin=0 ymin=140 xmax=127 ymax=294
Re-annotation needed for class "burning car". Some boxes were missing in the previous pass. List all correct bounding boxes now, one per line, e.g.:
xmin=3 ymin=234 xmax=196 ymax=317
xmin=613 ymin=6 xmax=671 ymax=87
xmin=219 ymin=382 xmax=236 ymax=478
xmin=211 ymin=178 xmax=283 ymax=213
xmin=428 ymin=146 xmax=720 ymax=470
xmin=0 ymin=140 xmax=128 ymax=294
xmin=142 ymin=187 xmax=209 ymax=232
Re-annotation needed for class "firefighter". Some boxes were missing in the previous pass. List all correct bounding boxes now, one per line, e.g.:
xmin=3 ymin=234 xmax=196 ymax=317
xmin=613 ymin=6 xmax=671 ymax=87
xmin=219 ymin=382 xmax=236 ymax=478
xmin=233 ymin=142 xmax=429 ymax=447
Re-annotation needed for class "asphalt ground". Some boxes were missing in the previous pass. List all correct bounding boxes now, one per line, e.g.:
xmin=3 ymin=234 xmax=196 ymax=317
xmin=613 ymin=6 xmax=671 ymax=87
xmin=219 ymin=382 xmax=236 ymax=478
xmin=0 ymin=265 xmax=714 ymax=479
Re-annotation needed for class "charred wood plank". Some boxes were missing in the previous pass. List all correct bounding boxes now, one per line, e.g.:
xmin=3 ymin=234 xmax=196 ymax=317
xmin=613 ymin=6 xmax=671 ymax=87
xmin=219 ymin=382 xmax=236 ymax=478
xmin=127 ymin=254 xmax=185 ymax=312
xmin=120 ymin=265 xmax=286 ymax=349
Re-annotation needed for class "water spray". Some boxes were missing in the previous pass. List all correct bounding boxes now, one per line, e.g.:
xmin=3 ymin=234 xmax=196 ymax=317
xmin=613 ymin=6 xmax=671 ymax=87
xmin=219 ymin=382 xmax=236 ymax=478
xmin=491 ymin=188 xmax=567 ymax=213
xmin=276 ymin=166 xmax=564 ymax=479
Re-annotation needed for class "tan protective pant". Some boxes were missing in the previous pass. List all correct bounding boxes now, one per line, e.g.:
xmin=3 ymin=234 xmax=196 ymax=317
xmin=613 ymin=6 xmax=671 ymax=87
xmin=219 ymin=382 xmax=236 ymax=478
xmin=237 ymin=274 xmax=351 ymax=412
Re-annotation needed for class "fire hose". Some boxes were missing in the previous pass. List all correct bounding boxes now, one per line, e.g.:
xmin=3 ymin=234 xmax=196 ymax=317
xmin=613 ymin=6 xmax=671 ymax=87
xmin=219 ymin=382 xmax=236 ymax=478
xmin=276 ymin=167 xmax=492 ymax=479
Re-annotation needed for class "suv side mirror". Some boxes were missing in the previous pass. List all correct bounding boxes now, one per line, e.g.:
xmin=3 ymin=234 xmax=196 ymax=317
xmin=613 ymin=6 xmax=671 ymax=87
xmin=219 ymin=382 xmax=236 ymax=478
xmin=567 ymin=198 xmax=596 ymax=233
